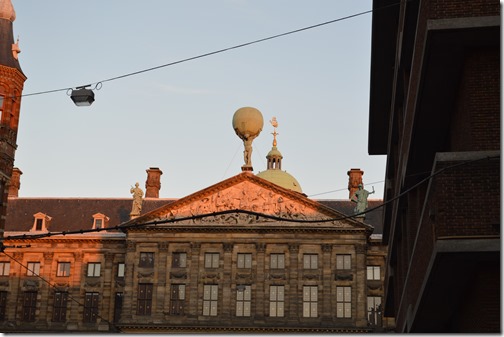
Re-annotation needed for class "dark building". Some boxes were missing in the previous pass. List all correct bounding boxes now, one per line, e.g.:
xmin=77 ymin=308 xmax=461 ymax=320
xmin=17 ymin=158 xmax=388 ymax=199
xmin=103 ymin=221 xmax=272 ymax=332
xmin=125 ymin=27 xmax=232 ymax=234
xmin=368 ymin=0 xmax=500 ymax=332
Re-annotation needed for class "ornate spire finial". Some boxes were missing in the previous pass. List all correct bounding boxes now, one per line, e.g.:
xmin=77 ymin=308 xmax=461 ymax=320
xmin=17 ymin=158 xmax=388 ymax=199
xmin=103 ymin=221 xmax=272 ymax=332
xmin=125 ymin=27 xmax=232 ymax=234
xmin=270 ymin=117 xmax=279 ymax=147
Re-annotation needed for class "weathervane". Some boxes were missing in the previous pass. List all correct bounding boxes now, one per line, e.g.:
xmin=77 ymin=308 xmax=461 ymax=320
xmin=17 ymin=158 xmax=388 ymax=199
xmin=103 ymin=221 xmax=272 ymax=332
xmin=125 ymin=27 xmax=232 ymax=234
xmin=270 ymin=117 xmax=279 ymax=147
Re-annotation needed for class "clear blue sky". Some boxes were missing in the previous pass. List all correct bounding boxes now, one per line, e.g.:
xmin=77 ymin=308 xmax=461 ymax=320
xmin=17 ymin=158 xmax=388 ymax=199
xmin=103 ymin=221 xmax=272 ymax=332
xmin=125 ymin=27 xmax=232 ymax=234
xmin=12 ymin=0 xmax=385 ymax=200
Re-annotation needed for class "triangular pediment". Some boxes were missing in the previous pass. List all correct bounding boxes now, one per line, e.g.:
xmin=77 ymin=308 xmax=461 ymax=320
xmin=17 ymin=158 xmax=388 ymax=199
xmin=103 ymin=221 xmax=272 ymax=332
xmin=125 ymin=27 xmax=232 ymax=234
xmin=121 ymin=172 xmax=372 ymax=232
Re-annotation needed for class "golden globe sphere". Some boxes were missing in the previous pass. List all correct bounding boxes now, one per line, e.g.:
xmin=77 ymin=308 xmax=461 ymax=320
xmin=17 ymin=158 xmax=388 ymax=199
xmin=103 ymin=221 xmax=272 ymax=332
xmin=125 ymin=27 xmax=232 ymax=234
xmin=232 ymin=107 xmax=264 ymax=140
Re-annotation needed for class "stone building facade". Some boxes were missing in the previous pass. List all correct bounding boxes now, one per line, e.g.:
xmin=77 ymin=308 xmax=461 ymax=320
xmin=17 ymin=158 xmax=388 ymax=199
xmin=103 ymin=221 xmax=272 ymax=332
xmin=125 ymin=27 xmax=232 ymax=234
xmin=0 ymin=169 xmax=391 ymax=333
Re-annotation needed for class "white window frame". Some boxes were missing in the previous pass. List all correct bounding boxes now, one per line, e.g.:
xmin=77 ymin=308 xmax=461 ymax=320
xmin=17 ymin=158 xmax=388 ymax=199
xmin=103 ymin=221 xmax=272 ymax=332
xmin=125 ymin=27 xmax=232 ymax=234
xmin=0 ymin=262 xmax=9 ymax=276
xmin=204 ymin=253 xmax=219 ymax=269
xmin=336 ymin=286 xmax=352 ymax=318
xmin=237 ymin=253 xmax=252 ymax=269
xmin=172 ymin=252 xmax=187 ymax=268
xmin=367 ymin=266 xmax=380 ymax=280
xmin=117 ymin=263 xmax=125 ymax=277
xmin=203 ymin=284 xmax=218 ymax=316
xmin=303 ymin=254 xmax=318 ymax=269
xmin=26 ymin=262 xmax=40 ymax=276
xmin=367 ymin=296 xmax=382 ymax=325
xmin=87 ymin=262 xmax=101 ymax=277
xmin=302 ymin=285 xmax=318 ymax=317
xmin=269 ymin=285 xmax=285 ymax=317
xmin=270 ymin=254 xmax=285 ymax=269
xmin=57 ymin=262 xmax=71 ymax=277
xmin=336 ymin=254 xmax=352 ymax=270
xmin=236 ymin=285 xmax=251 ymax=317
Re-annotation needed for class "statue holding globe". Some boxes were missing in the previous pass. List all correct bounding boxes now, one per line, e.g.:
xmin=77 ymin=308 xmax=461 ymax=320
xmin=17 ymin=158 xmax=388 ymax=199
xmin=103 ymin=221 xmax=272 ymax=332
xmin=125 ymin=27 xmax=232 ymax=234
xmin=232 ymin=107 xmax=264 ymax=171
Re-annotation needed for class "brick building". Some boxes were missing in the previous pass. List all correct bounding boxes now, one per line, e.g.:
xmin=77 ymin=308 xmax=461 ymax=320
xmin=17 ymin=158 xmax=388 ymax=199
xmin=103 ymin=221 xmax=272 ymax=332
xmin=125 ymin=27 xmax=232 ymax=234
xmin=0 ymin=0 xmax=26 ymax=239
xmin=368 ymin=0 xmax=500 ymax=332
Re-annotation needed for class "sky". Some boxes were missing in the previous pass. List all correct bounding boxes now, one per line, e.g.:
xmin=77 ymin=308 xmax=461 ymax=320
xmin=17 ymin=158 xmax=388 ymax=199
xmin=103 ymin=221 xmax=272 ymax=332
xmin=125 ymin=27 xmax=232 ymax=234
xmin=11 ymin=0 xmax=386 ymax=200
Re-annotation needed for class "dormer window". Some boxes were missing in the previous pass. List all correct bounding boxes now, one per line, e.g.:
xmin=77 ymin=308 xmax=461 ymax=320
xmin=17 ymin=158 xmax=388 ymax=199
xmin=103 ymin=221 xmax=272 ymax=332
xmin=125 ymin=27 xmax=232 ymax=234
xmin=92 ymin=213 xmax=109 ymax=230
xmin=31 ymin=212 xmax=51 ymax=232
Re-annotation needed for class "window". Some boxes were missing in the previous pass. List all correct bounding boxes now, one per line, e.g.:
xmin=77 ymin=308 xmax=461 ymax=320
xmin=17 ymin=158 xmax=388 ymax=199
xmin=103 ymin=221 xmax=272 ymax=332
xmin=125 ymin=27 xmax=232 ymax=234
xmin=92 ymin=213 xmax=109 ymax=230
xmin=336 ymin=286 xmax=352 ymax=318
xmin=137 ymin=283 xmax=153 ymax=315
xmin=237 ymin=253 xmax=252 ymax=269
xmin=172 ymin=252 xmax=187 ymax=268
xmin=26 ymin=262 xmax=40 ymax=276
xmin=203 ymin=285 xmax=218 ymax=316
xmin=83 ymin=292 xmax=99 ymax=323
xmin=52 ymin=291 xmax=68 ymax=322
xmin=31 ymin=212 xmax=51 ymax=232
xmin=170 ymin=284 xmax=185 ymax=315
xmin=87 ymin=263 xmax=101 ymax=277
xmin=303 ymin=254 xmax=318 ymax=269
xmin=367 ymin=266 xmax=380 ymax=280
xmin=270 ymin=254 xmax=285 ymax=269
xmin=117 ymin=263 xmax=125 ymax=278
xmin=35 ymin=218 xmax=43 ymax=231
xmin=336 ymin=255 xmax=351 ymax=270
xmin=236 ymin=285 xmax=251 ymax=317
xmin=269 ymin=285 xmax=285 ymax=317
xmin=139 ymin=252 xmax=154 ymax=268
xmin=113 ymin=293 xmax=123 ymax=323
xmin=204 ymin=253 xmax=219 ymax=268
xmin=0 ymin=262 xmax=9 ymax=276
xmin=303 ymin=286 xmax=318 ymax=317
xmin=56 ymin=262 xmax=71 ymax=277
xmin=22 ymin=291 xmax=37 ymax=322
xmin=0 ymin=291 xmax=7 ymax=321
xmin=367 ymin=296 xmax=382 ymax=326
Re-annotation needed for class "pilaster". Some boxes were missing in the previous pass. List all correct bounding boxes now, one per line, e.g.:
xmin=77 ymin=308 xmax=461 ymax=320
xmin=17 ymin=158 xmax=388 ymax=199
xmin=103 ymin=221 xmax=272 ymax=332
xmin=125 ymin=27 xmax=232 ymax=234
xmin=288 ymin=243 xmax=299 ymax=323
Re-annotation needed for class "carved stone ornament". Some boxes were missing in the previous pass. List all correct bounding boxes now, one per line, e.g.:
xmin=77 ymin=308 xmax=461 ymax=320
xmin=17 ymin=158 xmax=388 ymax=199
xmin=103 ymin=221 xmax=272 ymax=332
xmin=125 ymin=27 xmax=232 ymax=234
xmin=355 ymin=244 xmax=367 ymax=254
xmin=367 ymin=280 xmax=382 ymax=290
xmin=202 ymin=273 xmax=220 ymax=281
xmin=322 ymin=244 xmax=332 ymax=253
xmin=43 ymin=252 xmax=54 ymax=260
xmin=85 ymin=280 xmax=101 ymax=288
xmin=137 ymin=271 xmax=154 ymax=278
xmin=335 ymin=273 xmax=353 ymax=281
xmin=170 ymin=271 xmax=188 ymax=279
xmin=302 ymin=272 xmax=320 ymax=281
xmin=256 ymin=243 xmax=266 ymax=252
xmin=158 ymin=182 xmax=342 ymax=225
xmin=158 ymin=242 xmax=169 ymax=251
xmin=236 ymin=271 xmax=255 ymax=282
xmin=127 ymin=241 xmax=136 ymax=252
xmin=22 ymin=280 xmax=39 ymax=290
xmin=288 ymin=243 xmax=299 ymax=253
xmin=223 ymin=243 xmax=234 ymax=252
xmin=115 ymin=280 xmax=126 ymax=287
xmin=54 ymin=285 xmax=69 ymax=292
xmin=268 ymin=272 xmax=287 ymax=280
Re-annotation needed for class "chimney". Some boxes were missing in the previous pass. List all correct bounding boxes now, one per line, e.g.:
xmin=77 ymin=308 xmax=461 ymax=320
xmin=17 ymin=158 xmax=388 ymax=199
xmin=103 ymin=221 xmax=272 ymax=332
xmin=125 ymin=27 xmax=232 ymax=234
xmin=8 ymin=167 xmax=22 ymax=198
xmin=347 ymin=168 xmax=363 ymax=200
xmin=145 ymin=167 xmax=163 ymax=198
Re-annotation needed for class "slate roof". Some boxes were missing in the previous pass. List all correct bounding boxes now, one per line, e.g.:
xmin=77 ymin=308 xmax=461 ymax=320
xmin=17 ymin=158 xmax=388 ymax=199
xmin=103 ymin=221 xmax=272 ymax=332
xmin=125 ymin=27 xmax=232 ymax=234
xmin=0 ymin=19 xmax=23 ymax=74
xmin=4 ymin=197 xmax=383 ymax=234
xmin=5 ymin=198 xmax=174 ymax=233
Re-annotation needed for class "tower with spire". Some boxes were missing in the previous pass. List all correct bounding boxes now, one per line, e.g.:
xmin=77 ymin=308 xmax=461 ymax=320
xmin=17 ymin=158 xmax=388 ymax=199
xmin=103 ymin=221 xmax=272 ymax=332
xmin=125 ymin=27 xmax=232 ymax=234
xmin=256 ymin=117 xmax=303 ymax=193
xmin=0 ymin=0 xmax=27 ymax=238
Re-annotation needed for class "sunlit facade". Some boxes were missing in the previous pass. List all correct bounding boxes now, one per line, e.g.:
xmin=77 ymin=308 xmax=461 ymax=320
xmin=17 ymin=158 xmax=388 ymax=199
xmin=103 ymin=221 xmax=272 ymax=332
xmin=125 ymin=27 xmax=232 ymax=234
xmin=0 ymin=170 xmax=392 ymax=333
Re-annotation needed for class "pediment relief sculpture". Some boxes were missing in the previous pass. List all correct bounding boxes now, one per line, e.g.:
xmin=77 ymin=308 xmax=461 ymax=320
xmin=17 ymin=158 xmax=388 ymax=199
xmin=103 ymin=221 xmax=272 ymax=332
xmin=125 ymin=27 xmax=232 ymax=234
xmin=154 ymin=182 xmax=352 ymax=227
